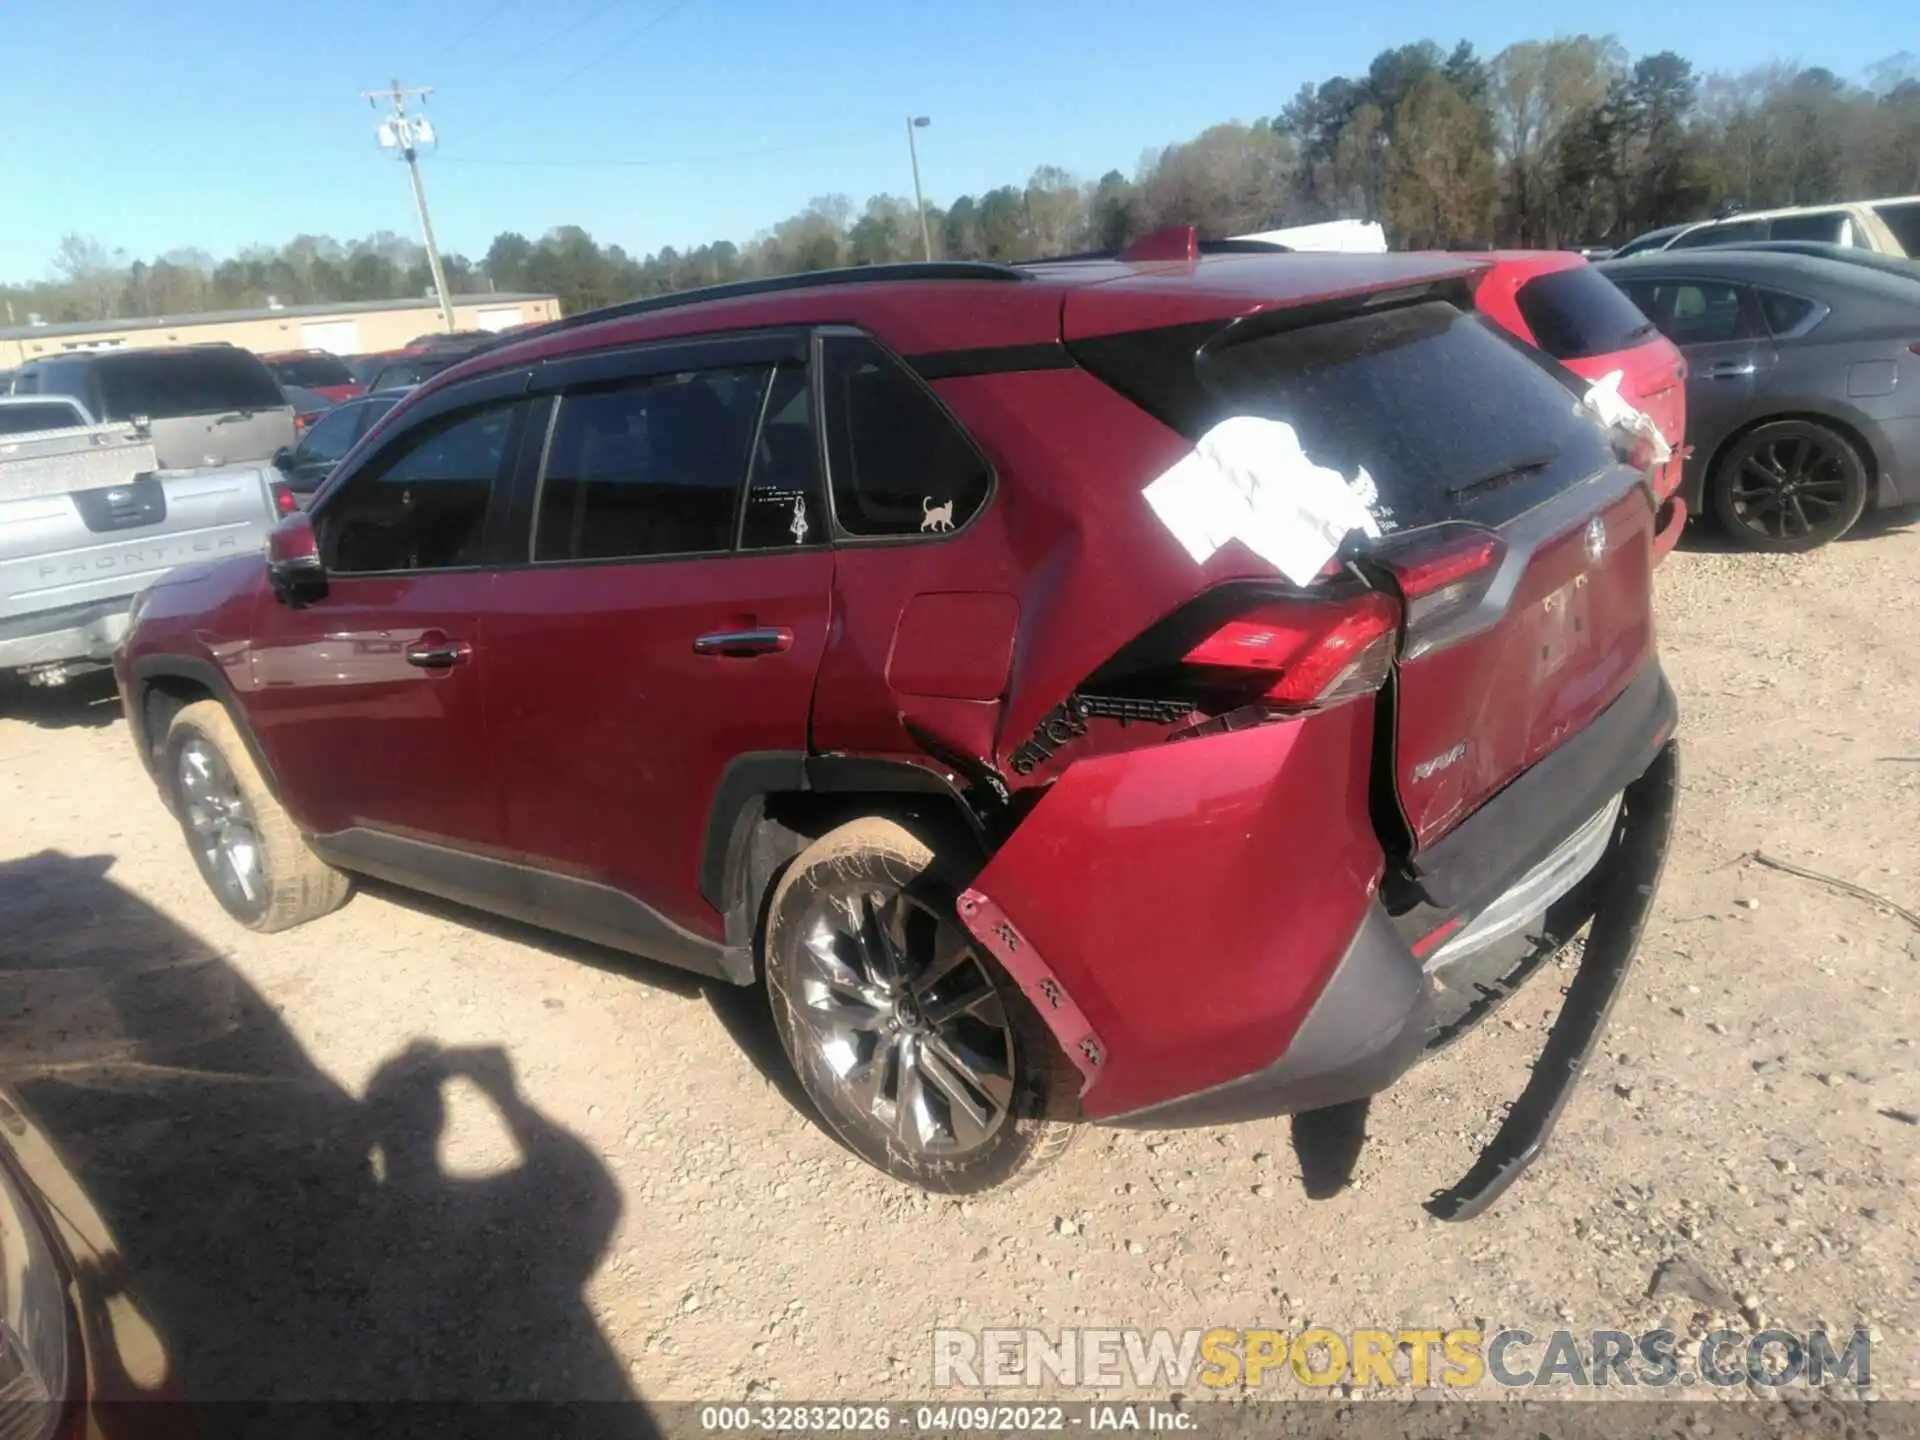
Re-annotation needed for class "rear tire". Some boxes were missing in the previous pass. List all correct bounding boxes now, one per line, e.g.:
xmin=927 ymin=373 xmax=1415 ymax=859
xmin=164 ymin=700 xmax=350 ymax=932
xmin=1710 ymin=420 xmax=1868 ymax=552
xmin=763 ymin=817 xmax=1076 ymax=1193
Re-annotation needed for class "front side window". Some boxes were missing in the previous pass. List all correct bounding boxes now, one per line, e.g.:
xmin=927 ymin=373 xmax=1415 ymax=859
xmin=317 ymin=401 xmax=518 ymax=574
xmin=1671 ymin=219 xmax=1767 ymax=250
xmin=533 ymin=366 xmax=769 ymax=563
xmin=821 ymin=334 xmax=991 ymax=539
xmin=293 ymin=404 xmax=364 ymax=466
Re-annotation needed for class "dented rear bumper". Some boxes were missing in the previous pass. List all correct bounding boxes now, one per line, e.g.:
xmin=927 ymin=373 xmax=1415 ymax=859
xmin=956 ymin=662 xmax=1678 ymax=1211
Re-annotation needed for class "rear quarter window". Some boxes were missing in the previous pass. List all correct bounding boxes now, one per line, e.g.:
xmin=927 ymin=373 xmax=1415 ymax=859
xmin=1873 ymin=200 xmax=1920 ymax=256
xmin=1769 ymin=211 xmax=1854 ymax=245
xmin=94 ymin=350 xmax=285 ymax=420
xmin=1513 ymin=266 xmax=1658 ymax=361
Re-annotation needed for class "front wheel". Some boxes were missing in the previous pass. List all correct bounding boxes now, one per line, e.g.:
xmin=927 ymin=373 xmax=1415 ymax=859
xmin=763 ymin=817 xmax=1076 ymax=1193
xmin=165 ymin=700 xmax=350 ymax=932
xmin=1710 ymin=420 xmax=1869 ymax=552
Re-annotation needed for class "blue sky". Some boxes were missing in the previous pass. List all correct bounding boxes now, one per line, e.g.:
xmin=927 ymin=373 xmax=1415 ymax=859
xmin=0 ymin=0 xmax=1906 ymax=283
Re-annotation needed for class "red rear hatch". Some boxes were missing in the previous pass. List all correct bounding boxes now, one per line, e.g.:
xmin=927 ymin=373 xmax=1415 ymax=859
xmin=1066 ymin=261 xmax=1658 ymax=852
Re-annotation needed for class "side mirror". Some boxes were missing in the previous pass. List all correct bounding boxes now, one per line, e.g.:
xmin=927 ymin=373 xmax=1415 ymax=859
xmin=266 ymin=512 xmax=327 ymax=605
xmin=272 ymin=445 xmax=295 ymax=471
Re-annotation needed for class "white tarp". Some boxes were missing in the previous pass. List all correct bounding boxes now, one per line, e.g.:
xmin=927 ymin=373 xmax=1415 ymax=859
xmin=1233 ymin=219 xmax=1389 ymax=254
xmin=1581 ymin=369 xmax=1673 ymax=464
xmin=1143 ymin=416 xmax=1384 ymax=586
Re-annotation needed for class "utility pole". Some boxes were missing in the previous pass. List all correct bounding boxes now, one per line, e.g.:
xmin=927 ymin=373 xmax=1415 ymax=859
xmin=364 ymin=79 xmax=458 ymax=334
xmin=906 ymin=116 xmax=933 ymax=261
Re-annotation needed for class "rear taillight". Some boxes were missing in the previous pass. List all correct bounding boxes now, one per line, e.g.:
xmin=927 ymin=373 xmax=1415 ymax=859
xmin=1183 ymin=592 xmax=1400 ymax=709
xmin=1382 ymin=527 xmax=1507 ymax=660
xmin=272 ymin=482 xmax=298 ymax=516
xmin=1910 ymin=342 xmax=1920 ymax=356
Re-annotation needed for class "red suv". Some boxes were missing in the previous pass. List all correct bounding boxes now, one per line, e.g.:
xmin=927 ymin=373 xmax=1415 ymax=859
xmin=1466 ymin=252 xmax=1690 ymax=558
xmin=116 ymin=234 xmax=1678 ymax=1213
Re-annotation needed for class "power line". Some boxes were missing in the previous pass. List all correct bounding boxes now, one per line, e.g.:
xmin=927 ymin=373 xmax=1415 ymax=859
xmin=437 ymin=130 xmax=878 ymax=170
xmin=439 ymin=0 xmax=522 ymax=59
xmin=510 ymin=0 xmax=701 ymax=114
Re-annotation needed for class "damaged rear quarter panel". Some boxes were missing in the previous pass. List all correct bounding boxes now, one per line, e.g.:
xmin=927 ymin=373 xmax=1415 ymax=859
xmin=969 ymin=698 xmax=1385 ymax=1118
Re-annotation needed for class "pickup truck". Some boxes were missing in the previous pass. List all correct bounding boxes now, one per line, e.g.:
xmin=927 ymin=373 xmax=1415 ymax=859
xmin=0 ymin=395 xmax=284 ymax=686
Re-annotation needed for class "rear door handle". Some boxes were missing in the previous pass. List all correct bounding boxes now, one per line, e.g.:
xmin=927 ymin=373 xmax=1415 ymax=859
xmin=405 ymin=639 xmax=472 ymax=669
xmin=693 ymin=627 xmax=793 ymax=657
xmin=1702 ymin=361 xmax=1756 ymax=379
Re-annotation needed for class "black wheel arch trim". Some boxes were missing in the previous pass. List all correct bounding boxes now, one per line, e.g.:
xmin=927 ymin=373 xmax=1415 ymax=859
xmin=699 ymin=750 xmax=992 ymax=930
xmin=126 ymin=654 xmax=286 ymax=804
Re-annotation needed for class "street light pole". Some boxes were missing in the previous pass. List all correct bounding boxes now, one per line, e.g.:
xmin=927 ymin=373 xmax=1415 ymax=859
xmin=906 ymin=115 xmax=933 ymax=262
xmin=366 ymin=79 xmax=458 ymax=335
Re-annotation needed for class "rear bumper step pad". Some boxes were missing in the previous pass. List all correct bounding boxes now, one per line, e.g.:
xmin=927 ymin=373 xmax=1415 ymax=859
xmin=1425 ymin=739 xmax=1679 ymax=1221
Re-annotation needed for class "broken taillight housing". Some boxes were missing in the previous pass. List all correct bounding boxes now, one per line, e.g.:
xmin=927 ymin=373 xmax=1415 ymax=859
xmin=1182 ymin=592 xmax=1400 ymax=709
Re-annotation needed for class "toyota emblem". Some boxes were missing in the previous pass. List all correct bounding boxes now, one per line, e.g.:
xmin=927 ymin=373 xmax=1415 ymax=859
xmin=1584 ymin=515 xmax=1607 ymax=562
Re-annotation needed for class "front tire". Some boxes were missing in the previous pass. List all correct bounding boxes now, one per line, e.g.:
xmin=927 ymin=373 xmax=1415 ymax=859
xmin=763 ymin=817 xmax=1076 ymax=1193
xmin=164 ymin=700 xmax=350 ymax=932
xmin=1711 ymin=420 xmax=1869 ymax=552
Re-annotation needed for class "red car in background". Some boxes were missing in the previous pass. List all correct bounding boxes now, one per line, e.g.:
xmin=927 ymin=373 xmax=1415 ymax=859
xmin=260 ymin=350 xmax=365 ymax=404
xmin=1469 ymin=252 xmax=1689 ymax=558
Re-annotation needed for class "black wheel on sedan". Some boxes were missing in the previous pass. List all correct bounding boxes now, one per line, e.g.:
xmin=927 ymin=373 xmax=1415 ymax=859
xmin=763 ymin=817 xmax=1076 ymax=1193
xmin=1711 ymin=419 xmax=1869 ymax=552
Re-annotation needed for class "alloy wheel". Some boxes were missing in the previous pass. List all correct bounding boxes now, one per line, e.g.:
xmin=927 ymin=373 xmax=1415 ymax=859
xmin=177 ymin=738 xmax=266 ymax=914
xmin=790 ymin=887 xmax=1015 ymax=1158
xmin=1726 ymin=432 xmax=1852 ymax=543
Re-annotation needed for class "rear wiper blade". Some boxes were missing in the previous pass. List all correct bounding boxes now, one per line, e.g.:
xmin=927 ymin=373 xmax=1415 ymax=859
xmin=1448 ymin=449 xmax=1559 ymax=498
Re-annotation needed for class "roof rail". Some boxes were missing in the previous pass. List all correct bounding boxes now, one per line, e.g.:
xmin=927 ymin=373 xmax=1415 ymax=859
xmin=500 ymin=261 xmax=1031 ymax=348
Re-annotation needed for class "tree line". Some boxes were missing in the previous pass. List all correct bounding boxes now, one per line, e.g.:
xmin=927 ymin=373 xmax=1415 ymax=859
xmin=7 ymin=36 xmax=1918 ymax=326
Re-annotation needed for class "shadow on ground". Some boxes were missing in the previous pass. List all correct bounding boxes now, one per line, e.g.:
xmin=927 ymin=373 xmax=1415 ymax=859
xmin=0 ymin=850 xmax=659 ymax=1434
xmin=0 ymin=670 xmax=123 ymax=729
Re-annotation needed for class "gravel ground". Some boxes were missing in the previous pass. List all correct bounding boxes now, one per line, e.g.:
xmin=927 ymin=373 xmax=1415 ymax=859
xmin=1 ymin=518 xmax=1916 ymax=1413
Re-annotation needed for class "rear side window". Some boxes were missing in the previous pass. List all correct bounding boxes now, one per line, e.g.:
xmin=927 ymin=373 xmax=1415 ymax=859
xmin=534 ymin=366 xmax=769 ymax=563
xmin=1757 ymin=289 xmax=1820 ymax=335
xmin=1128 ymin=301 xmax=1615 ymax=533
xmin=268 ymin=355 xmax=354 ymax=388
xmin=740 ymin=362 xmax=825 ymax=550
xmin=1615 ymin=280 xmax=1755 ymax=346
xmin=0 ymin=402 xmax=86 ymax=436
xmin=821 ymin=334 xmax=991 ymax=538
xmin=1769 ymin=211 xmax=1853 ymax=245
xmin=94 ymin=350 xmax=284 ymax=420
xmin=1874 ymin=200 xmax=1920 ymax=255
xmin=1671 ymin=219 xmax=1767 ymax=249
xmin=318 ymin=402 xmax=518 ymax=574
xmin=1513 ymin=266 xmax=1658 ymax=361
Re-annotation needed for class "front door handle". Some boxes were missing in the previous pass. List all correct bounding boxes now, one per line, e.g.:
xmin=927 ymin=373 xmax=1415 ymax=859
xmin=693 ymin=627 xmax=793 ymax=657
xmin=1702 ymin=361 xmax=1756 ymax=379
xmin=405 ymin=638 xmax=472 ymax=669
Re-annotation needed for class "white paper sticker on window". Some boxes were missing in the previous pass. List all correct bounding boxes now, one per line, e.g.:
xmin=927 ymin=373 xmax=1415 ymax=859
xmin=1142 ymin=415 xmax=1384 ymax=586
